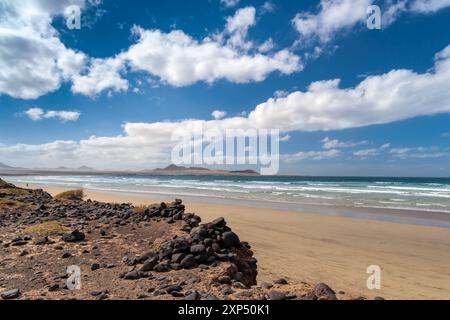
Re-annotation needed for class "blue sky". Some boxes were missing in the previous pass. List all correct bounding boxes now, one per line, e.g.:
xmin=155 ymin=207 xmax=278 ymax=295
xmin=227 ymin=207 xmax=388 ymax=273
xmin=0 ymin=0 xmax=450 ymax=176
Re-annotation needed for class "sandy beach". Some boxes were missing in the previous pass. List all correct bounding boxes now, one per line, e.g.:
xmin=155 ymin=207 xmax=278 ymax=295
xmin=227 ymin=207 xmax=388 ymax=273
xmin=15 ymin=183 xmax=450 ymax=300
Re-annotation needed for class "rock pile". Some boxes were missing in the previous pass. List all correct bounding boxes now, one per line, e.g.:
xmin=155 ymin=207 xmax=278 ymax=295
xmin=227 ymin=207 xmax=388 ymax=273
xmin=125 ymin=202 xmax=257 ymax=287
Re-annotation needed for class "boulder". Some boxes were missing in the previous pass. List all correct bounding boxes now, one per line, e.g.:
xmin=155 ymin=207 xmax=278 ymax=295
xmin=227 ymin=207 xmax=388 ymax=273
xmin=1 ymin=288 xmax=20 ymax=300
xmin=62 ymin=230 xmax=85 ymax=243
xmin=221 ymin=231 xmax=240 ymax=248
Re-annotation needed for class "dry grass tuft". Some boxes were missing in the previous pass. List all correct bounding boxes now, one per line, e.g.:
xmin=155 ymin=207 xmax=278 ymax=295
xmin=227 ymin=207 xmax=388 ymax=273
xmin=54 ymin=189 xmax=84 ymax=201
xmin=19 ymin=221 xmax=69 ymax=236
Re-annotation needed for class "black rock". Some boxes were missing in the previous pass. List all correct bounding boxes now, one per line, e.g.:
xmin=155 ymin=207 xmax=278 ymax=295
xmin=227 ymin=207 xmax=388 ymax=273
xmin=153 ymin=263 xmax=170 ymax=273
xmin=268 ymin=291 xmax=286 ymax=301
xmin=124 ymin=270 xmax=141 ymax=280
xmin=48 ymin=284 xmax=59 ymax=292
xmin=273 ymin=278 xmax=288 ymax=285
xmin=204 ymin=293 xmax=218 ymax=300
xmin=171 ymin=291 xmax=185 ymax=298
xmin=164 ymin=285 xmax=183 ymax=294
xmin=184 ymin=290 xmax=201 ymax=300
xmin=19 ymin=250 xmax=29 ymax=257
xmin=260 ymin=282 xmax=273 ymax=289
xmin=140 ymin=257 xmax=158 ymax=272
xmin=11 ymin=240 xmax=28 ymax=246
xmin=190 ymin=244 xmax=206 ymax=255
xmin=217 ymin=275 xmax=231 ymax=284
xmin=221 ymin=286 xmax=234 ymax=295
xmin=180 ymin=254 xmax=196 ymax=269
xmin=313 ymin=283 xmax=337 ymax=300
xmin=221 ymin=231 xmax=240 ymax=248
xmin=210 ymin=217 xmax=226 ymax=228
xmin=171 ymin=253 xmax=186 ymax=264
xmin=61 ymin=252 xmax=72 ymax=259
xmin=96 ymin=293 xmax=108 ymax=300
xmin=1 ymin=288 xmax=20 ymax=300
xmin=62 ymin=230 xmax=85 ymax=243
xmin=34 ymin=236 xmax=49 ymax=245
xmin=91 ymin=263 xmax=101 ymax=271
xmin=158 ymin=246 xmax=173 ymax=260
xmin=190 ymin=226 xmax=208 ymax=238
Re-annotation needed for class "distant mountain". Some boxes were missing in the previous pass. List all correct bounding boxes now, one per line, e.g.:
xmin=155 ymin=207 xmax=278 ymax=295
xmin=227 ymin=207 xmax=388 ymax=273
xmin=77 ymin=166 xmax=96 ymax=171
xmin=149 ymin=164 xmax=259 ymax=176
xmin=160 ymin=165 xmax=210 ymax=172
xmin=0 ymin=162 xmax=14 ymax=169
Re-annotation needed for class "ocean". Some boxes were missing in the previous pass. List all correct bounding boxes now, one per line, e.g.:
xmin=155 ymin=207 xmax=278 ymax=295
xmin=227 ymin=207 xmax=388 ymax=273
xmin=6 ymin=175 xmax=450 ymax=214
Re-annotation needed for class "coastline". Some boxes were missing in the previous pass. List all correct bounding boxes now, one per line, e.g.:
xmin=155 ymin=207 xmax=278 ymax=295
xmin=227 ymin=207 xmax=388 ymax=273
xmin=14 ymin=182 xmax=450 ymax=300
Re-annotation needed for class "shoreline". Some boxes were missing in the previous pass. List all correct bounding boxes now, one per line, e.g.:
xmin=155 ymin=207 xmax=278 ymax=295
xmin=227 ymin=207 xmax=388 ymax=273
xmin=12 ymin=180 xmax=450 ymax=229
xmin=13 ymin=182 xmax=450 ymax=300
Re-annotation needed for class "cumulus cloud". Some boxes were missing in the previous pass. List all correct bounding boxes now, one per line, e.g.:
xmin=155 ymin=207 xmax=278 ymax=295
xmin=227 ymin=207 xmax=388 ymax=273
xmin=292 ymin=0 xmax=372 ymax=44
xmin=245 ymin=44 xmax=450 ymax=131
xmin=120 ymin=24 xmax=301 ymax=87
xmin=0 ymin=0 xmax=89 ymax=99
xmin=71 ymin=57 xmax=129 ymax=96
xmin=25 ymin=107 xmax=80 ymax=122
xmin=0 ymin=1 xmax=301 ymax=99
xmin=212 ymin=110 xmax=227 ymax=120
xmin=225 ymin=6 xmax=256 ymax=50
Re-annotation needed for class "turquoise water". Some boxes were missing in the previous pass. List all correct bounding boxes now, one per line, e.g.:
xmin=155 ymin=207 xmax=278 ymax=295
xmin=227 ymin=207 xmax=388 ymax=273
xmin=6 ymin=175 xmax=450 ymax=214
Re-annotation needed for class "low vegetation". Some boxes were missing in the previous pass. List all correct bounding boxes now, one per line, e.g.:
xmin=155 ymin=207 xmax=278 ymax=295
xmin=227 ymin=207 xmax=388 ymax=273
xmin=132 ymin=203 xmax=160 ymax=214
xmin=19 ymin=221 xmax=69 ymax=236
xmin=0 ymin=179 xmax=15 ymax=188
xmin=54 ymin=189 xmax=84 ymax=201
xmin=0 ymin=199 xmax=30 ymax=210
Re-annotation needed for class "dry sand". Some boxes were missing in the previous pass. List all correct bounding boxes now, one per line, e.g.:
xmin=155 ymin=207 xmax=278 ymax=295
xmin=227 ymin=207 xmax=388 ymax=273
xmin=17 ymin=183 xmax=450 ymax=300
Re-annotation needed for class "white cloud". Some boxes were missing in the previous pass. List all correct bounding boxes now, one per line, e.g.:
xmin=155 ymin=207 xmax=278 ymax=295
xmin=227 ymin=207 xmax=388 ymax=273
xmin=25 ymin=108 xmax=45 ymax=121
xmin=279 ymin=134 xmax=291 ymax=142
xmin=292 ymin=0 xmax=450 ymax=46
xmin=321 ymin=137 xmax=368 ymax=149
xmin=261 ymin=1 xmax=276 ymax=14
xmin=121 ymin=26 xmax=301 ymax=87
xmin=245 ymin=44 xmax=450 ymax=131
xmin=0 ymin=2 xmax=301 ymax=99
xmin=25 ymin=107 xmax=80 ymax=122
xmin=390 ymin=146 xmax=449 ymax=159
xmin=212 ymin=110 xmax=227 ymax=120
xmin=282 ymin=149 xmax=341 ymax=162
xmin=225 ymin=6 xmax=256 ymax=50
xmin=71 ymin=57 xmax=129 ymax=96
xmin=220 ymin=0 xmax=240 ymax=8
xmin=258 ymin=38 xmax=275 ymax=53
xmin=0 ymin=0 xmax=89 ymax=99
xmin=353 ymin=143 xmax=391 ymax=157
xmin=411 ymin=0 xmax=450 ymax=13
xmin=292 ymin=0 xmax=372 ymax=44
